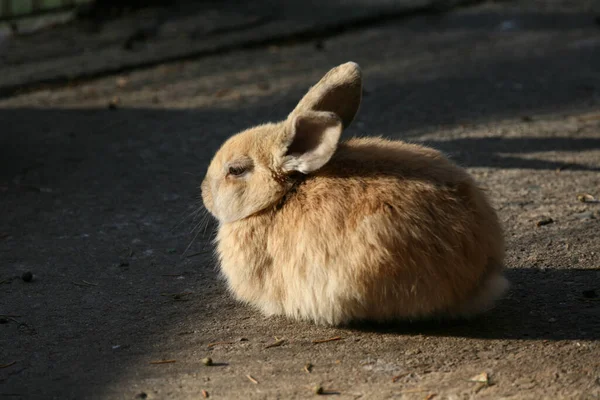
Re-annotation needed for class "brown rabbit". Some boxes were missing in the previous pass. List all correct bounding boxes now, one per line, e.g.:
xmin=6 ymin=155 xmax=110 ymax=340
xmin=201 ymin=62 xmax=507 ymax=326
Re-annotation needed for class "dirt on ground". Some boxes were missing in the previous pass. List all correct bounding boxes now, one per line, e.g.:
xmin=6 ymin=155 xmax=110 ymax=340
xmin=1 ymin=1 xmax=599 ymax=399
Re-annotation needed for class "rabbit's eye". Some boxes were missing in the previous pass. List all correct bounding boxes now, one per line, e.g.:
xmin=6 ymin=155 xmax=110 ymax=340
xmin=228 ymin=165 xmax=248 ymax=177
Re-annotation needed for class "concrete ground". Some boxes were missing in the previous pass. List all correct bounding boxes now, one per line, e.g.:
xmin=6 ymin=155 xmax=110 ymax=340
xmin=1 ymin=0 xmax=599 ymax=399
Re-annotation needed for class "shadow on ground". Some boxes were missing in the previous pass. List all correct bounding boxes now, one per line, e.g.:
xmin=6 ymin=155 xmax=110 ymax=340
xmin=1 ymin=106 xmax=599 ymax=188
xmin=424 ymin=137 xmax=600 ymax=171
xmin=1 ymin=104 xmax=598 ymax=397
xmin=348 ymin=267 xmax=600 ymax=341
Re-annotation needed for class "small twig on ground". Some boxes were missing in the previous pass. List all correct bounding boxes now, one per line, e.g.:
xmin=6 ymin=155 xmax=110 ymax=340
xmin=424 ymin=394 xmax=437 ymax=400
xmin=0 ymin=361 xmax=17 ymax=368
xmin=312 ymin=336 xmax=342 ymax=344
xmin=72 ymin=281 xmax=98 ymax=287
xmin=161 ymin=292 xmax=192 ymax=297
xmin=265 ymin=339 xmax=285 ymax=349
xmin=246 ymin=374 xmax=259 ymax=384
xmin=399 ymin=388 xmax=429 ymax=394
xmin=556 ymin=164 xmax=574 ymax=173
xmin=536 ymin=217 xmax=554 ymax=227
xmin=392 ymin=372 xmax=409 ymax=383
xmin=149 ymin=359 xmax=176 ymax=364
xmin=207 ymin=341 xmax=234 ymax=348
xmin=578 ymin=112 xmax=600 ymax=121
xmin=315 ymin=387 xmax=341 ymax=395
xmin=201 ymin=389 xmax=209 ymax=398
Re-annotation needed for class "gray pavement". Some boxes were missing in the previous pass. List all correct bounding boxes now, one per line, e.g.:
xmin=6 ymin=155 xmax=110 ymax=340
xmin=0 ymin=0 xmax=476 ymax=97
xmin=1 ymin=1 xmax=600 ymax=399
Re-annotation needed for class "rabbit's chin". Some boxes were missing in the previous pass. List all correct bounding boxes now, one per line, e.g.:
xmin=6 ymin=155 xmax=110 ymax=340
xmin=212 ymin=202 xmax=256 ymax=224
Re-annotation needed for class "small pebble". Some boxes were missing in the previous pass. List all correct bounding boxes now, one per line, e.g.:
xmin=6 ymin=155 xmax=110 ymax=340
xmin=108 ymin=96 xmax=120 ymax=110
xmin=21 ymin=271 xmax=33 ymax=282
xmin=202 ymin=357 xmax=213 ymax=366
xmin=313 ymin=385 xmax=324 ymax=395
xmin=135 ymin=393 xmax=148 ymax=399
xmin=116 ymin=76 xmax=128 ymax=88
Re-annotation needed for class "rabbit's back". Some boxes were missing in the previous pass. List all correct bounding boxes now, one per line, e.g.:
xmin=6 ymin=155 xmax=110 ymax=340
xmin=283 ymin=137 xmax=503 ymax=261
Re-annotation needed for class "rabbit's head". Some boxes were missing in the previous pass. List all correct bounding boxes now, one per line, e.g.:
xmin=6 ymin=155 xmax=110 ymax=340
xmin=201 ymin=62 xmax=362 ymax=223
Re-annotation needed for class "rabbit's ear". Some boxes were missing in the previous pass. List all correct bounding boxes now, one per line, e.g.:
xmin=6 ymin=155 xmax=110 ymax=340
xmin=289 ymin=62 xmax=362 ymax=129
xmin=281 ymin=111 xmax=342 ymax=174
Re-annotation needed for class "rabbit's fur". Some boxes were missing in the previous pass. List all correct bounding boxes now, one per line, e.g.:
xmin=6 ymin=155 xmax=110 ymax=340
xmin=201 ymin=62 xmax=507 ymax=326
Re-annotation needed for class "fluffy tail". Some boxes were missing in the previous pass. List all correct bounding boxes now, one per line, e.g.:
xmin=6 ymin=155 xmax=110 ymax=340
xmin=454 ymin=272 xmax=509 ymax=317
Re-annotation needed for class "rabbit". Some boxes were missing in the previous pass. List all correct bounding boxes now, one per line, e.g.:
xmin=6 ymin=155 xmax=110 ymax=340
xmin=201 ymin=62 xmax=508 ymax=326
